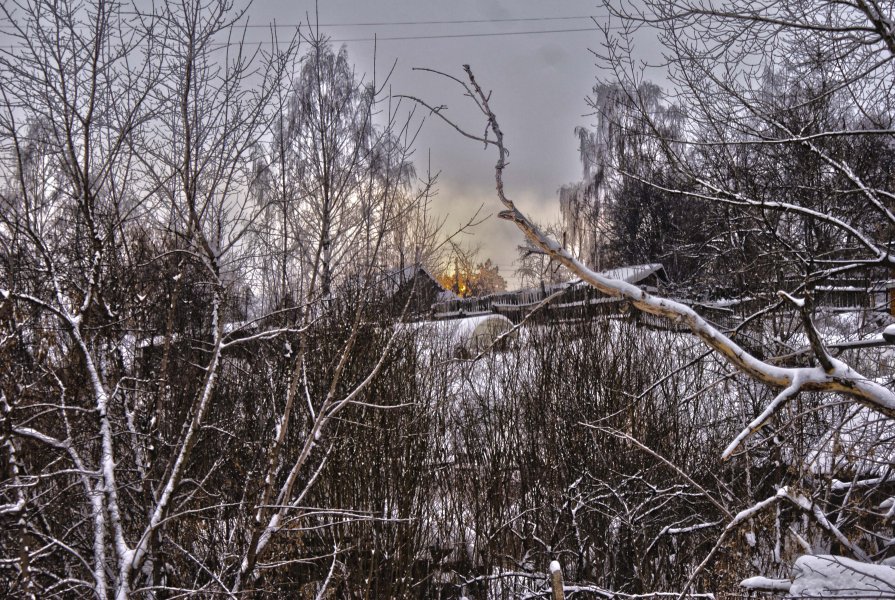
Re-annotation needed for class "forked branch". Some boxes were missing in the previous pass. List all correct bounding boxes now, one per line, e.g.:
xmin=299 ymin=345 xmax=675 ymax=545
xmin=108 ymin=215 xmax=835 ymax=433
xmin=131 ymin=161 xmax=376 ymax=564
xmin=408 ymin=65 xmax=895 ymax=453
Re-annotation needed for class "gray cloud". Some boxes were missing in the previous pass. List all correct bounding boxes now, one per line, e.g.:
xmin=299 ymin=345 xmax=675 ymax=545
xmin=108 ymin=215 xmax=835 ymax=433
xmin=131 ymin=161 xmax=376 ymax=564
xmin=252 ymin=0 xmax=606 ymax=285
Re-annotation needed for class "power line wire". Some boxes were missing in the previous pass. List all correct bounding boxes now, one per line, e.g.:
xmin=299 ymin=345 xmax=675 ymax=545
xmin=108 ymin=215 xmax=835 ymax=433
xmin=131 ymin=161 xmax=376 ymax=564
xmin=0 ymin=25 xmax=608 ymax=50
xmin=0 ymin=14 xmax=607 ymax=38
xmin=328 ymin=27 xmax=600 ymax=42
xmin=119 ymin=13 xmax=604 ymax=28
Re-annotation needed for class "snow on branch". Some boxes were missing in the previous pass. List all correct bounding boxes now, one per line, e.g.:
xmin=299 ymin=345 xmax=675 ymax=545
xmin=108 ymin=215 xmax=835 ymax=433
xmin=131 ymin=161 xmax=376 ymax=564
xmin=721 ymin=377 xmax=802 ymax=460
xmin=407 ymin=65 xmax=895 ymax=460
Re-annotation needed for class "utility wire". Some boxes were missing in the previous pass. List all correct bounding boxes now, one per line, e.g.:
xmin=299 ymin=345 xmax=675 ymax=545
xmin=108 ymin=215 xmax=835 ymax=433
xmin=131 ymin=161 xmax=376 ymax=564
xmin=247 ymin=15 xmax=602 ymax=27
xmin=327 ymin=27 xmax=600 ymax=42
xmin=118 ymin=13 xmax=604 ymax=28
xmin=0 ymin=17 xmax=615 ymax=42
xmin=0 ymin=14 xmax=604 ymax=34
xmin=0 ymin=14 xmax=608 ymax=38
xmin=0 ymin=25 xmax=609 ymax=50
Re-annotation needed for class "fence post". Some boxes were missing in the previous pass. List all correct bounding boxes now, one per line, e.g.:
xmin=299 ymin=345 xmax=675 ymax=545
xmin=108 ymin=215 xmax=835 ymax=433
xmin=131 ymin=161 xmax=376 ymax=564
xmin=549 ymin=560 xmax=565 ymax=600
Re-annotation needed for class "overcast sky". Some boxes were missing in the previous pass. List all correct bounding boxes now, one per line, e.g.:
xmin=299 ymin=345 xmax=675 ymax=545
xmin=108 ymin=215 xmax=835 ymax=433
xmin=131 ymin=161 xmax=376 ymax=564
xmin=0 ymin=0 xmax=636 ymax=285
xmin=245 ymin=0 xmax=615 ymax=285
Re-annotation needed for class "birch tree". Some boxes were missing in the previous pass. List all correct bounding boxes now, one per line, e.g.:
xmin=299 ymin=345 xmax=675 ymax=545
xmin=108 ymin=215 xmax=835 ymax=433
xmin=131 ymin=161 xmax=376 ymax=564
xmin=0 ymin=0 xmax=438 ymax=596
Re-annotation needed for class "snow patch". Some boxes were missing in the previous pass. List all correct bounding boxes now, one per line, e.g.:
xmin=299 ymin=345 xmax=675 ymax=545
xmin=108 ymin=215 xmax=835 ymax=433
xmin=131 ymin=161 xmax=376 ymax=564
xmin=743 ymin=555 xmax=895 ymax=597
xmin=741 ymin=576 xmax=792 ymax=592
xmin=790 ymin=555 xmax=895 ymax=598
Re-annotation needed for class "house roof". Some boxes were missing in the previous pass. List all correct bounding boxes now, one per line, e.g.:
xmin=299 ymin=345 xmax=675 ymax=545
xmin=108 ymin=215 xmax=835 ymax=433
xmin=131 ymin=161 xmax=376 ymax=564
xmin=429 ymin=263 xmax=669 ymax=320
xmin=510 ymin=263 xmax=668 ymax=297
xmin=597 ymin=263 xmax=668 ymax=285
xmin=382 ymin=264 xmax=461 ymax=307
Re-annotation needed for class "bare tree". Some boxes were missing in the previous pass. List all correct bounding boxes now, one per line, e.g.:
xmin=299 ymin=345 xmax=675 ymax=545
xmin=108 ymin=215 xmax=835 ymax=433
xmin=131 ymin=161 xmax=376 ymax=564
xmin=596 ymin=0 xmax=895 ymax=292
xmin=0 ymin=1 xmax=443 ymax=597
xmin=404 ymin=0 xmax=895 ymax=586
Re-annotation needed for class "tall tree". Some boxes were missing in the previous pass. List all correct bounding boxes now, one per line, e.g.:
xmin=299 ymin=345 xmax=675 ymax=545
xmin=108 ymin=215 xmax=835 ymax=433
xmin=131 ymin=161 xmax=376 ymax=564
xmin=562 ymin=82 xmax=711 ymax=286
xmin=282 ymin=38 xmax=375 ymax=299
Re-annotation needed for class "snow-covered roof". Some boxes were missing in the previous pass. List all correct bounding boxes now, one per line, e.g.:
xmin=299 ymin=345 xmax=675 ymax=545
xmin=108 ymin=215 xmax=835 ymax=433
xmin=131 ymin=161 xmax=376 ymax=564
xmin=436 ymin=289 xmax=460 ymax=302
xmin=386 ymin=264 xmax=443 ymax=287
xmin=597 ymin=263 xmax=667 ymax=284
xmin=518 ymin=263 xmax=667 ymax=296
xmin=429 ymin=263 xmax=667 ymax=320
xmin=382 ymin=264 xmax=458 ymax=301
xmin=485 ymin=264 xmax=667 ymax=301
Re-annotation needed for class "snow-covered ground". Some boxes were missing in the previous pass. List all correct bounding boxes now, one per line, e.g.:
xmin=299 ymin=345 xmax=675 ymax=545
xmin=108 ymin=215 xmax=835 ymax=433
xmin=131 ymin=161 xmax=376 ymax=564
xmin=744 ymin=555 xmax=895 ymax=597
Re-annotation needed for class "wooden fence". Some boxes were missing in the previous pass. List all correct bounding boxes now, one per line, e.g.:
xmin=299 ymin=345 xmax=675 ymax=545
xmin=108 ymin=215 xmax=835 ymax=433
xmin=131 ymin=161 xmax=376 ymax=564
xmin=431 ymin=279 xmax=894 ymax=331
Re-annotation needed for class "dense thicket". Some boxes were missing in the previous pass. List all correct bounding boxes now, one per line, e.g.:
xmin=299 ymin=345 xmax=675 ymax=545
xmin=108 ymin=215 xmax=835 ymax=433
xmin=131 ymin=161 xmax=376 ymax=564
xmin=4 ymin=0 xmax=895 ymax=598
xmin=0 ymin=0 xmax=437 ymax=595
